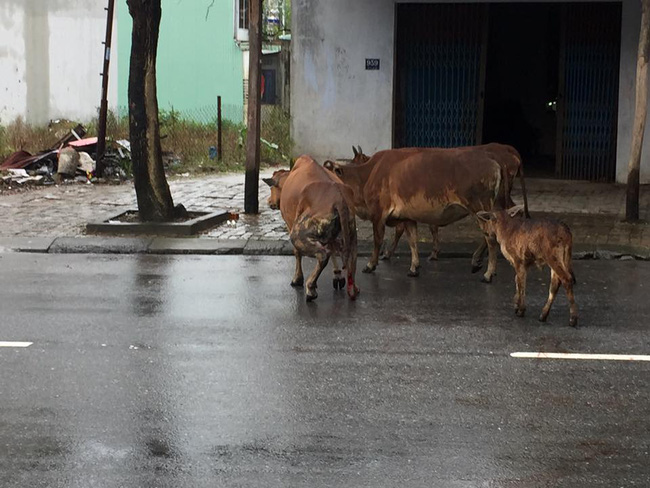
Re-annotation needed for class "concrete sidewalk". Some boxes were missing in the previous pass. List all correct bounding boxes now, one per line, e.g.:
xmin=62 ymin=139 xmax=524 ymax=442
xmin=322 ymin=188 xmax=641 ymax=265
xmin=0 ymin=172 xmax=648 ymax=258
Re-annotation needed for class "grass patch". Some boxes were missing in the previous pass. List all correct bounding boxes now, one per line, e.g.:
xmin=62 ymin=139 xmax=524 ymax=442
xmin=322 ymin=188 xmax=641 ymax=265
xmin=1 ymin=105 xmax=292 ymax=176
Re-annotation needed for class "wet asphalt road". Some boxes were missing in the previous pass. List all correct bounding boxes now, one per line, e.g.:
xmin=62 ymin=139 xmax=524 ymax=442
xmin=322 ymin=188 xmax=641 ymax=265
xmin=1 ymin=253 xmax=649 ymax=487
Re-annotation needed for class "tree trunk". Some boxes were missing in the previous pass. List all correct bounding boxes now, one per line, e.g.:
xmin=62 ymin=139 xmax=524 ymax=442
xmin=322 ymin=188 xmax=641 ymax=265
xmin=626 ymin=0 xmax=650 ymax=222
xmin=127 ymin=0 xmax=176 ymax=222
xmin=244 ymin=0 xmax=263 ymax=214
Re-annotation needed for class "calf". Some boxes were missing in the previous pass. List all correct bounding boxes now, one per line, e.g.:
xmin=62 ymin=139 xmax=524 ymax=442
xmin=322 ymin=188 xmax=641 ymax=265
xmin=263 ymin=156 xmax=359 ymax=301
xmin=477 ymin=206 xmax=578 ymax=327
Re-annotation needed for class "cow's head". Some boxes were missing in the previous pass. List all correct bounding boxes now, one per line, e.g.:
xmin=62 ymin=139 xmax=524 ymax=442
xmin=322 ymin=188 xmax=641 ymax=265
xmin=351 ymin=145 xmax=370 ymax=165
xmin=262 ymin=169 xmax=290 ymax=210
xmin=476 ymin=205 xmax=525 ymax=235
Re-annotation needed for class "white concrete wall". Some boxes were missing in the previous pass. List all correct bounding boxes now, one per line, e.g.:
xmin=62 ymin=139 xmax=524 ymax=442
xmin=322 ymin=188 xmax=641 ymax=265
xmin=0 ymin=0 xmax=118 ymax=126
xmin=292 ymin=0 xmax=650 ymax=183
xmin=291 ymin=0 xmax=394 ymax=162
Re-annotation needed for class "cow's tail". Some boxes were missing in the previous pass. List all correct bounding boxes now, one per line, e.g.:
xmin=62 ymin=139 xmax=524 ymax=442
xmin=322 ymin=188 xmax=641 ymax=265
xmin=499 ymin=159 xmax=510 ymax=211
xmin=518 ymin=160 xmax=531 ymax=218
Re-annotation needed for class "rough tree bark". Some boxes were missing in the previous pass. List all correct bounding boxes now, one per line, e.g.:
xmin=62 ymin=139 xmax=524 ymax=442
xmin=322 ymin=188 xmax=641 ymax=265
xmin=127 ymin=0 xmax=180 ymax=222
xmin=626 ymin=0 xmax=650 ymax=222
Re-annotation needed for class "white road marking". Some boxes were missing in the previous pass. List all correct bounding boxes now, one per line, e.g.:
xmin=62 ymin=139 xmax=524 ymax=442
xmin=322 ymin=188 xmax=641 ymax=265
xmin=0 ymin=341 xmax=33 ymax=348
xmin=511 ymin=352 xmax=650 ymax=361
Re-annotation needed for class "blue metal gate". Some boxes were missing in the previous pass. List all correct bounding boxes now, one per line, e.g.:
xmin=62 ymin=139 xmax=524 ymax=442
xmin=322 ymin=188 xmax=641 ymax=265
xmin=394 ymin=3 xmax=488 ymax=148
xmin=558 ymin=3 xmax=621 ymax=181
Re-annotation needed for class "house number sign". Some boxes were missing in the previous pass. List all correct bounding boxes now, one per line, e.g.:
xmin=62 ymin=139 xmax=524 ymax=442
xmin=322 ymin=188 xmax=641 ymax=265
xmin=365 ymin=58 xmax=380 ymax=70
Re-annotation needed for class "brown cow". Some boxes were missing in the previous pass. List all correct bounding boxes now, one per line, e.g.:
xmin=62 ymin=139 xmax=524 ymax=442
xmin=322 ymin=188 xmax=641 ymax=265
xmin=262 ymin=156 xmax=359 ymax=301
xmin=477 ymin=206 xmax=578 ymax=327
xmin=326 ymin=148 xmax=506 ymax=282
xmin=346 ymin=144 xmax=529 ymax=266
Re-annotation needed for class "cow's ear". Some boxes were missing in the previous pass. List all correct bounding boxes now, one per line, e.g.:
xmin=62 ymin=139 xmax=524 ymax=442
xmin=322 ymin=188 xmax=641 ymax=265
xmin=476 ymin=211 xmax=492 ymax=222
xmin=508 ymin=205 xmax=525 ymax=218
xmin=262 ymin=177 xmax=276 ymax=187
xmin=323 ymin=160 xmax=335 ymax=171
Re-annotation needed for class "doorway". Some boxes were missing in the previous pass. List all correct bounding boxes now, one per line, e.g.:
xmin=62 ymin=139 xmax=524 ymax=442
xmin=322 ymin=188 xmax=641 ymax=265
xmin=394 ymin=2 xmax=622 ymax=181
xmin=482 ymin=4 xmax=560 ymax=178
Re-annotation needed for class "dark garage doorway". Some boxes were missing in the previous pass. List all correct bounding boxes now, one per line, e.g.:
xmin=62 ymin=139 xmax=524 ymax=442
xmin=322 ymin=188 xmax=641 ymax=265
xmin=394 ymin=2 xmax=622 ymax=181
xmin=482 ymin=4 xmax=560 ymax=178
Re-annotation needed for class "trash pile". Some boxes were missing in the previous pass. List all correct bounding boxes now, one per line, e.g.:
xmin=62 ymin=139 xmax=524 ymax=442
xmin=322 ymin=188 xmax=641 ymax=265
xmin=0 ymin=124 xmax=131 ymax=192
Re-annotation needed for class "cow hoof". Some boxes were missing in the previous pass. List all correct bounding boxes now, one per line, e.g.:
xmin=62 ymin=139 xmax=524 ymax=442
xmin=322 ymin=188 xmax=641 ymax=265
xmin=538 ymin=314 xmax=548 ymax=322
xmin=569 ymin=317 xmax=579 ymax=328
xmin=428 ymin=253 xmax=439 ymax=261
xmin=333 ymin=277 xmax=345 ymax=290
xmin=407 ymin=269 xmax=419 ymax=277
xmin=306 ymin=290 xmax=318 ymax=302
xmin=515 ymin=309 xmax=526 ymax=317
xmin=347 ymin=285 xmax=360 ymax=300
xmin=480 ymin=276 xmax=492 ymax=284
xmin=380 ymin=254 xmax=391 ymax=261
xmin=291 ymin=278 xmax=304 ymax=287
xmin=471 ymin=264 xmax=483 ymax=274
xmin=362 ymin=265 xmax=376 ymax=274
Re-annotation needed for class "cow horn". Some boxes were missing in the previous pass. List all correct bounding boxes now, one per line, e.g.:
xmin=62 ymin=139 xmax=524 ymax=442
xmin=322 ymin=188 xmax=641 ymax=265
xmin=357 ymin=145 xmax=363 ymax=155
xmin=262 ymin=177 xmax=276 ymax=187
xmin=352 ymin=145 xmax=358 ymax=156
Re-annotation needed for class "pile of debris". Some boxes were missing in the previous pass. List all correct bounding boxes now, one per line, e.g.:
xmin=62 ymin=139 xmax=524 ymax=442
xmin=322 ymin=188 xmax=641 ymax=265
xmin=0 ymin=124 xmax=131 ymax=192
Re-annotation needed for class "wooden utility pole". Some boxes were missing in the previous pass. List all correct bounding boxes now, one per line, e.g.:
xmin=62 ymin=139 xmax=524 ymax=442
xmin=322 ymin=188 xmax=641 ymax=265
xmin=626 ymin=0 xmax=650 ymax=221
xmin=96 ymin=0 xmax=116 ymax=177
xmin=245 ymin=0 xmax=263 ymax=214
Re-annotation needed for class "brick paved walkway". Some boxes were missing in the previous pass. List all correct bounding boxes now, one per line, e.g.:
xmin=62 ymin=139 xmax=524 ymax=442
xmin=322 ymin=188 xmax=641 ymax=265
xmin=1 ymin=172 xmax=648 ymax=254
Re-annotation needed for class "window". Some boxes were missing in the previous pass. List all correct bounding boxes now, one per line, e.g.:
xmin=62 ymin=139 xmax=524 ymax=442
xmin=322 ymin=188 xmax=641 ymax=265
xmin=236 ymin=0 xmax=249 ymax=41
xmin=239 ymin=0 xmax=249 ymax=29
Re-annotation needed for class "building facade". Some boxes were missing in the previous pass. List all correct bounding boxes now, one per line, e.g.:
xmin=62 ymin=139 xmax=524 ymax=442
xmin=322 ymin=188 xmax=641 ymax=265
xmin=0 ymin=0 xmax=118 ymax=125
xmin=117 ymin=0 xmax=245 ymax=121
xmin=291 ymin=0 xmax=650 ymax=184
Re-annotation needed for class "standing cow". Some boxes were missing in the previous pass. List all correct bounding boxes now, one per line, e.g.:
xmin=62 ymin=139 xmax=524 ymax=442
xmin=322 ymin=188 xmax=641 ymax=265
xmin=346 ymin=143 xmax=529 ymax=266
xmin=326 ymin=148 xmax=507 ymax=282
xmin=477 ymin=206 xmax=578 ymax=327
xmin=263 ymin=155 xmax=359 ymax=301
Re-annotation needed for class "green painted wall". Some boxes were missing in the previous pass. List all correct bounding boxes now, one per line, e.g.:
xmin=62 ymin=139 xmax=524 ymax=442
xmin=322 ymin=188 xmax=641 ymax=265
xmin=117 ymin=0 xmax=244 ymax=122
